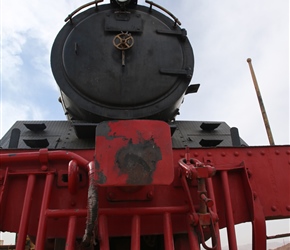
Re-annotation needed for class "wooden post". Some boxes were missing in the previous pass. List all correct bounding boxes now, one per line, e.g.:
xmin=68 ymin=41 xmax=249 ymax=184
xmin=247 ymin=58 xmax=275 ymax=145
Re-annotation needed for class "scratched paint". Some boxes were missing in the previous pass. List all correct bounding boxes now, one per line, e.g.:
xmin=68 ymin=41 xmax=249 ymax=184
xmin=96 ymin=122 xmax=126 ymax=141
xmin=115 ymin=138 xmax=162 ymax=185
xmin=95 ymin=160 xmax=107 ymax=184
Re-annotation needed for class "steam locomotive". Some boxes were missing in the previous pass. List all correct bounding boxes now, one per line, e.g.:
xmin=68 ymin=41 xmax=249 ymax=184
xmin=51 ymin=0 xmax=196 ymax=131
xmin=0 ymin=0 xmax=289 ymax=249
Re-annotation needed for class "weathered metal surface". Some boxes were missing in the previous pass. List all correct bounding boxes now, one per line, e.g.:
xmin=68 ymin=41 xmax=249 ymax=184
xmin=0 ymin=145 xmax=289 ymax=249
xmin=115 ymin=138 xmax=162 ymax=185
xmin=51 ymin=4 xmax=194 ymax=122
xmin=94 ymin=120 xmax=174 ymax=186
xmin=0 ymin=120 xmax=247 ymax=149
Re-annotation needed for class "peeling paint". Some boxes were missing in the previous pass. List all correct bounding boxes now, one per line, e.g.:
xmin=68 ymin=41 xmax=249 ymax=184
xmin=115 ymin=138 xmax=162 ymax=185
xmin=95 ymin=160 xmax=107 ymax=184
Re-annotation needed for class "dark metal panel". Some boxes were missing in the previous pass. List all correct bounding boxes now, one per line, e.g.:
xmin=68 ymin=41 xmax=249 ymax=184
xmin=0 ymin=120 xmax=247 ymax=150
xmin=51 ymin=4 xmax=194 ymax=122
xmin=171 ymin=121 xmax=248 ymax=148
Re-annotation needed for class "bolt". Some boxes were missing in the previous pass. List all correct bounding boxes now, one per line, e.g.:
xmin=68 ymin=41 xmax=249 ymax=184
xmin=247 ymin=170 xmax=252 ymax=178
xmin=188 ymin=214 xmax=194 ymax=223
xmin=271 ymin=206 xmax=277 ymax=212
xmin=147 ymin=191 xmax=154 ymax=200
xmin=253 ymin=192 xmax=257 ymax=200
xmin=187 ymin=214 xmax=197 ymax=225
xmin=41 ymin=165 xmax=48 ymax=171
xmin=107 ymin=192 xmax=115 ymax=200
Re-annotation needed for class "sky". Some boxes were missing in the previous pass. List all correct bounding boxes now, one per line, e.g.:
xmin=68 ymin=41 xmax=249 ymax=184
xmin=0 ymin=0 xmax=289 ymax=144
xmin=0 ymin=0 xmax=289 ymax=247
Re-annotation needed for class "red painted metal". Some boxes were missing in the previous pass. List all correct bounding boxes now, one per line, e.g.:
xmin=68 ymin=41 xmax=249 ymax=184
xmin=221 ymin=171 xmax=238 ymax=250
xmin=187 ymin=220 xmax=200 ymax=249
xmin=99 ymin=215 xmax=109 ymax=250
xmin=131 ymin=215 xmax=140 ymax=249
xmin=94 ymin=120 xmax=174 ymax=186
xmin=206 ymin=178 xmax=222 ymax=250
xmin=16 ymin=174 xmax=35 ymax=250
xmin=68 ymin=160 xmax=79 ymax=195
xmin=164 ymin=213 xmax=174 ymax=250
xmin=66 ymin=216 xmax=77 ymax=249
xmin=0 ymin=121 xmax=290 ymax=249
xmin=35 ymin=174 xmax=54 ymax=249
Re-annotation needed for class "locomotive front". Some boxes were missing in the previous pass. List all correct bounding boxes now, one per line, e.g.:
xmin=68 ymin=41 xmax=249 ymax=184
xmin=51 ymin=0 xmax=197 ymax=123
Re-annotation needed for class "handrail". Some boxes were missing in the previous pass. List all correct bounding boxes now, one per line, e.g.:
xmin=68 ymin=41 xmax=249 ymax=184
xmin=145 ymin=0 xmax=181 ymax=26
xmin=64 ymin=0 xmax=104 ymax=23
xmin=0 ymin=148 xmax=90 ymax=171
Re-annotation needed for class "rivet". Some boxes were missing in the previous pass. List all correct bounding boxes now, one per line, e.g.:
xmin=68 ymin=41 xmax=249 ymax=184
xmin=187 ymin=214 xmax=195 ymax=225
xmin=247 ymin=151 xmax=252 ymax=156
xmin=147 ymin=191 xmax=154 ymax=200
xmin=253 ymin=192 xmax=257 ymax=200
xmin=286 ymin=206 xmax=290 ymax=211
xmin=180 ymin=154 xmax=185 ymax=158
xmin=271 ymin=206 xmax=277 ymax=212
xmin=71 ymin=201 xmax=76 ymax=207
xmin=286 ymin=150 xmax=290 ymax=155
xmin=234 ymin=151 xmax=239 ymax=156
xmin=275 ymin=150 xmax=280 ymax=155
xmin=221 ymin=152 xmax=226 ymax=157
xmin=41 ymin=165 xmax=48 ymax=171
xmin=194 ymin=153 xmax=199 ymax=157
xmin=207 ymin=152 xmax=212 ymax=157
xmin=260 ymin=151 xmax=265 ymax=156
xmin=107 ymin=192 xmax=115 ymax=200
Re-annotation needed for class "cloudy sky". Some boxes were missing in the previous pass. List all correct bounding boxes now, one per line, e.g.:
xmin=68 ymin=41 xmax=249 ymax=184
xmin=0 ymin=0 xmax=289 ymax=246
xmin=0 ymin=0 xmax=289 ymax=144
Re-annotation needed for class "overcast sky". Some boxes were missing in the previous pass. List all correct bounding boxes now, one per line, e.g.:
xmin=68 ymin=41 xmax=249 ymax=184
xmin=1 ymin=0 xmax=289 ymax=145
xmin=0 ymin=0 xmax=289 ymax=247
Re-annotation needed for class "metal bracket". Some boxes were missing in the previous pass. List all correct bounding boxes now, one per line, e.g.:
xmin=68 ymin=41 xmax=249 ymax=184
xmin=156 ymin=29 xmax=187 ymax=40
xmin=159 ymin=68 xmax=192 ymax=79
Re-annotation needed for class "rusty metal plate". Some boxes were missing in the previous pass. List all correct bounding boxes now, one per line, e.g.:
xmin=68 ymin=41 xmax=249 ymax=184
xmin=95 ymin=120 xmax=174 ymax=186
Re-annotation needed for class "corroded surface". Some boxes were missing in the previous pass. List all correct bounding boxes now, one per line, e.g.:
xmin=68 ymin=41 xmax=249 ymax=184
xmin=115 ymin=138 xmax=162 ymax=185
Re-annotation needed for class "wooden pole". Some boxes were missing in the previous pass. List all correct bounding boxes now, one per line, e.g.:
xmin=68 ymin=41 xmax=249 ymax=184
xmin=247 ymin=58 xmax=275 ymax=145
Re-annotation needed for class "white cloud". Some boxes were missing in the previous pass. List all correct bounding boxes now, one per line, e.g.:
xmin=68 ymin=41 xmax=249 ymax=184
xmin=0 ymin=101 xmax=47 ymax=137
xmin=176 ymin=0 xmax=289 ymax=145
